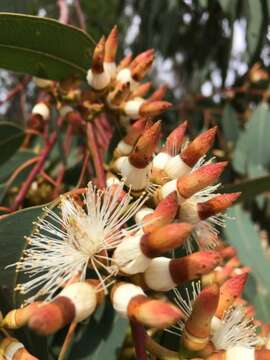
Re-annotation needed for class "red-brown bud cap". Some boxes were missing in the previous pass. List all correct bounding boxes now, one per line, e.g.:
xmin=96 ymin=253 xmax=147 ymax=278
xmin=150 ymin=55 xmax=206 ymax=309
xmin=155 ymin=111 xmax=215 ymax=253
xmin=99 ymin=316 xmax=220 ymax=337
xmin=181 ymin=127 xmax=217 ymax=167
xmin=148 ymin=84 xmax=168 ymax=101
xmin=139 ymin=100 xmax=172 ymax=117
xmin=177 ymin=162 xmax=228 ymax=200
xmin=198 ymin=193 xmax=241 ymax=220
xmin=169 ymin=251 xmax=222 ymax=285
xmin=129 ymin=49 xmax=155 ymax=71
xmin=29 ymin=282 xmax=98 ymax=335
xmin=124 ymin=118 xmax=152 ymax=146
xmin=128 ymin=295 xmax=182 ymax=329
xmin=141 ymin=223 xmax=192 ymax=258
xmin=1 ymin=302 xmax=41 ymax=329
xmin=92 ymin=36 xmax=106 ymax=74
xmin=28 ymin=297 xmax=75 ymax=336
xmin=255 ymin=350 xmax=270 ymax=360
xmin=143 ymin=191 xmax=178 ymax=233
xmin=118 ymin=54 xmax=133 ymax=70
xmin=183 ymin=284 xmax=220 ymax=351
xmin=219 ymin=246 xmax=237 ymax=260
xmin=131 ymin=53 xmax=154 ymax=81
xmin=163 ymin=120 xmax=188 ymax=155
xmin=215 ymin=273 xmax=248 ymax=318
xmin=104 ymin=25 xmax=118 ymax=62
xmin=129 ymin=121 xmax=161 ymax=168
xmin=130 ymin=81 xmax=152 ymax=99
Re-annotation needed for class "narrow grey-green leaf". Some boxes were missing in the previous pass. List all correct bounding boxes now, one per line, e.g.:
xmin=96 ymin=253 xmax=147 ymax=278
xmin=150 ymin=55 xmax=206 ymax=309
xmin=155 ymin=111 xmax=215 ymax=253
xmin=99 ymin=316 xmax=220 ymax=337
xmin=0 ymin=13 xmax=94 ymax=80
xmin=0 ymin=121 xmax=24 ymax=165
xmin=222 ymin=175 xmax=270 ymax=201
xmin=221 ymin=103 xmax=240 ymax=143
xmin=224 ymin=205 xmax=270 ymax=320
xmin=233 ymin=103 xmax=270 ymax=175
xmin=246 ymin=0 xmax=263 ymax=59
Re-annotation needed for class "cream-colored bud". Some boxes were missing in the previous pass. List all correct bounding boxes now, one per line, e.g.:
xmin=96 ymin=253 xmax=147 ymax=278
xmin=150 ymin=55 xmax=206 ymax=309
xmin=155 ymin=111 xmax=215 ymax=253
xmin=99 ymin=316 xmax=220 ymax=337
xmin=32 ymin=103 xmax=50 ymax=120
xmin=112 ymin=283 xmax=145 ymax=317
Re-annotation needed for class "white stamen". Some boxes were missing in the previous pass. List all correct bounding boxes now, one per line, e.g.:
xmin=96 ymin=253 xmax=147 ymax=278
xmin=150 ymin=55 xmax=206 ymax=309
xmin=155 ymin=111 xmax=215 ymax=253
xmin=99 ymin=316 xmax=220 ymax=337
xmin=166 ymin=282 xmax=201 ymax=336
xmin=10 ymin=181 xmax=146 ymax=303
xmin=212 ymin=305 xmax=258 ymax=350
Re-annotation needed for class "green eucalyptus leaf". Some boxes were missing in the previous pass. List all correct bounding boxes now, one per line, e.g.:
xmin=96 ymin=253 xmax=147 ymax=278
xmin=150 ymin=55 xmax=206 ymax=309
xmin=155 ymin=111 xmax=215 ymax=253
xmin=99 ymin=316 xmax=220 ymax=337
xmin=233 ymin=103 xmax=270 ymax=175
xmin=0 ymin=204 xmax=45 ymax=306
xmin=67 ymin=300 xmax=128 ymax=360
xmin=221 ymin=104 xmax=240 ymax=144
xmin=0 ymin=13 xmax=94 ymax=80
xmin=224 ymin=205 xmax=270 ymax=321
xmin=0 ymin=121 xmax=24 ymax=165
xmin=222 ymin=175 xmax=270 ymax=202
xmin=246 ymin=0 xmax=264 ymax=60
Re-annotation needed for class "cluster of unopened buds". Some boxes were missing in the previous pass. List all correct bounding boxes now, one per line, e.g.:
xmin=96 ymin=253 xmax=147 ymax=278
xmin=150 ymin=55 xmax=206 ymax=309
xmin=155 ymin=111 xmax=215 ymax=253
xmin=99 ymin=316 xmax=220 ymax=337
xmin=1 ymin=27 xmax=270 ymax=360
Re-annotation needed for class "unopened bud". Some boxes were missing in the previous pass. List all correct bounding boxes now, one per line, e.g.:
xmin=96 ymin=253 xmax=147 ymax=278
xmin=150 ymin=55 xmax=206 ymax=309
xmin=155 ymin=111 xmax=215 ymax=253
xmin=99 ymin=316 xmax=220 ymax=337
xmin=91 ymin=36 xmax=105 ymax=74
xmin=129 ymin=49 xmax=154 ymax=71
xmin=183 ymin=284 xmax=220 ymax=351
xmin=198 ymin=193 xmax=241 ymax=220
xmin=1 ymin=302 xmax=41 ymax=329
xmin=158 ymin=162 xmax=227 ymax=203
xmin=215 ymin=273 xmax=248 ymax=319
xmin=129 ymin=121 xmax=161 ymax=168
xmin=123 ymin=97 xmax=145 ymax=118
xmin=142 ymin=191 xmax=178 ymax=233
xmin=104 ymin=26 xmax=118 ymax=78
xmin=107 ymin=81 xmax=130 ymax=107
xmin=181 ymin=127 xmax=217 ymax=167
xmin=139 ymin=100 xmax=172 ymax=117
xmin=148 ymin=84 xmax=168 ymax=102
xmin=118 ymin=54 xmax=133 ymax=70
xmin=131 ymin=52 xmax=154 ymax=81
xmin=33 ymin=77 xmax=54 ymax=89
xmin=130 ymin=82 xmax=152 ymax=99
xmin=28 ymin=281 xmax=98 ymax=335
xmin=32 ymin=102 xmax=50 ymax=121
xmin=141 ymin=223 xmax=192 ymax=258
xmin=163 ymin=120 xmax=188 ymax=155
xmin=111 ymin=282 xmax=182 ymax=329
xmin=0 ymin=337 xmax=38 ymax=360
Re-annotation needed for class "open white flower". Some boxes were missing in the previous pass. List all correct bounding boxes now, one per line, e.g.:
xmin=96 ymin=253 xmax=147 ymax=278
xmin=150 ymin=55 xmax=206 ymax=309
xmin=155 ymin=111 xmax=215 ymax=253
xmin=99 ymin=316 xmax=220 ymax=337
xmin=12 ymin=182 xmax=146 ymax=303
xmin=212 ymin=305 xmax=258 ymax=350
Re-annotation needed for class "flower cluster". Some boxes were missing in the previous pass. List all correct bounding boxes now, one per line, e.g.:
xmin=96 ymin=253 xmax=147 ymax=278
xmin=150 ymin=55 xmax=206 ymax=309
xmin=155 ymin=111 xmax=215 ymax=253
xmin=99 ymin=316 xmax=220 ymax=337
xmin=1 ymin=27 xmax=270 ymax=360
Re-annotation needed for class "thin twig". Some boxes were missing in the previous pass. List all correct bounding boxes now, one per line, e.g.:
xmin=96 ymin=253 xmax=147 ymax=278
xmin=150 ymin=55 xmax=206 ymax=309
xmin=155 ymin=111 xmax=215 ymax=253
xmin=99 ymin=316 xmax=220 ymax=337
xmin=11 ymin=118 xmax=64 ymax=211
xmin=58 ymin=321 xmax=77 ymax=360
xmin=0 ymin=76 xmax=30 ymax=106
xmin=86 ymin=122 xmax=106 ymax=189
xmin=77 ymin=151 xmax=89 ymax=187
xmin=130 ymin=320 xmax=148 ymax=360
xmin=57 ymin=0 xmax=69 ymax=24
xmin=74 ymin=0 xmax=87 ymax=31
xmin=145 ymin=335 xmax=180 ymax=360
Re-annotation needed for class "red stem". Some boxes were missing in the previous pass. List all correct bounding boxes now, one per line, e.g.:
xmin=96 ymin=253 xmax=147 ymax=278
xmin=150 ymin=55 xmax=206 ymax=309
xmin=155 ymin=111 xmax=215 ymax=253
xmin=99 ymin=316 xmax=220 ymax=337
xmin=130 ymin=320 xmax=148 ymax=360
xmin=86 ymin=122 xmax=106 ymax=189
xmin=74 ymin=0 xmax=87 ymax=31
xmin=0 ymin=76 xmax=30 ymax=106
xmin=57 ymin=0 xmax=69 ymax=24
xmin=11 ymin=119 xmax=63 ymax=211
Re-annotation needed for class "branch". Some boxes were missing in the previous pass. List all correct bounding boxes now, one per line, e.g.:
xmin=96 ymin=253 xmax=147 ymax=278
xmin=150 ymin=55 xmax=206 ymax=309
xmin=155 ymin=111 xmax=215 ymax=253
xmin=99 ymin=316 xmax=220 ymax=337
xmin=58 ymin=0 xmax=69 ymax=24
xmin=86 ymin=122 xmax=106 ymax=189
xmin=11 ymin=118 xmax=64 ymax=211
xmin=145 ymin=335 xmax=180 ymax=360
xmin=130 ymin=320 xmax=148 ymax=360
xmin=74 ymin=0 xmax=87 ymax=31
